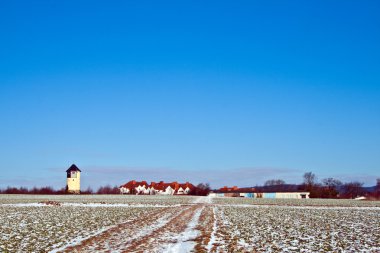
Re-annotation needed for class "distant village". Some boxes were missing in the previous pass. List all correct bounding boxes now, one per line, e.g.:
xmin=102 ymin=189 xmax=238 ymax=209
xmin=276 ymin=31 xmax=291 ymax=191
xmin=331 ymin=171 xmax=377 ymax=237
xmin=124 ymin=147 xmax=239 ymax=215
xmin=63 ymin=164 xmax=380 ymax=200
xmin=64 ymin=164 xmax=310 ymax=199
xmin=1 ymin=164 xmax=379 ymax=199
xmin=64 ymin=165 xmax=313 ymax=199
xmin=118 ymin=180 xmax=310 ymax=199
xmin=119 ymin=180 xmax=195 ymax=195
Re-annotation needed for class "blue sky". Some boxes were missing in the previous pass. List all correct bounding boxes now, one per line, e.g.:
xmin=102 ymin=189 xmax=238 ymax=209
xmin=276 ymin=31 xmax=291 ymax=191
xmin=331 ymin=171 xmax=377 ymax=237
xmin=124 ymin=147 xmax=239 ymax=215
xmin=0 ymin=1 xmax=379 ymax=189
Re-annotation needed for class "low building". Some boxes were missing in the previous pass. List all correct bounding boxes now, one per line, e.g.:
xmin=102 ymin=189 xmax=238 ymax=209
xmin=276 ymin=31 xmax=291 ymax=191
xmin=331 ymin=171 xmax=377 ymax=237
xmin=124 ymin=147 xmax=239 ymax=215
xmin=212 ymin=186 xmax=310 ymax=199
xmin=275 ymin=192 xmax=310 ymax=199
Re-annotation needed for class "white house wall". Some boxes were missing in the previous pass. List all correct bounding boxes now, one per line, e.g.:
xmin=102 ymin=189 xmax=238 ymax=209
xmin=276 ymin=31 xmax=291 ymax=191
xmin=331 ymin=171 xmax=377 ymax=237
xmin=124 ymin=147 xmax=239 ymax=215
xmin=120 ymin=187 xmax=130 ymax=194
xmin=119 ymin=184 xmax=192 ymax=195
xmin=177 ymin=187 xmax=185 ymax=195
xmin=275 ymin=192 xmax=310 ymax=199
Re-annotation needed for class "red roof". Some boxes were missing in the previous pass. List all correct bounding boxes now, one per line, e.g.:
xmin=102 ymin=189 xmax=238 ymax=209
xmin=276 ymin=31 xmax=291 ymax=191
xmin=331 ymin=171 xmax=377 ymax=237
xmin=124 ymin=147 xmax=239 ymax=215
xmin=120 ymin=180 xmax=148 ymax=189
xmin=179 ymin=182 xmax=195 ymax=190
xmin=120 ymin=180 xmax=195 ymax=192
xmin=218 ymin=186 xmax=253 ymax=192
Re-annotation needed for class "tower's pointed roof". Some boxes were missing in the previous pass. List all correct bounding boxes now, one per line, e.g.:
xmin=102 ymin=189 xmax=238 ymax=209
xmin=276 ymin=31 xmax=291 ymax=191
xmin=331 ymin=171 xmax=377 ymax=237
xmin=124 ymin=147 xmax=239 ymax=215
xmin=66 ymin=164 xmax=81 ymax=172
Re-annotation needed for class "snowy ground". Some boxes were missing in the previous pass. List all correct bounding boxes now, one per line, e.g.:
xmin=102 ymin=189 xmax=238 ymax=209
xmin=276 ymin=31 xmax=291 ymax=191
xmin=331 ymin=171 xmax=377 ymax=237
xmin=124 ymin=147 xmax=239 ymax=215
xmin=0 ymin=195 xmax=379 ymax=252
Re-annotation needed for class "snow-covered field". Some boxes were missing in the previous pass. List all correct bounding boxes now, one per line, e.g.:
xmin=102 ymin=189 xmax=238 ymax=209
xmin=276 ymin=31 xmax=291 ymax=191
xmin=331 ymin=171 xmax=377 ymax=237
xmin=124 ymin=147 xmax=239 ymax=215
xmin=213 ymin=197 xmax=380 ymax=207
xmin=0 ymin=195 xmax=379 ymax=252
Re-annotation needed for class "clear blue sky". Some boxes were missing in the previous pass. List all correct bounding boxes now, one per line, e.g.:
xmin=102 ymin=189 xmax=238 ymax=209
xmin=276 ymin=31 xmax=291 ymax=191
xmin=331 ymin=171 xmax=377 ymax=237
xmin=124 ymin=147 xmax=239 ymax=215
xmin=0 ymin=1 xmax=379 ymax=189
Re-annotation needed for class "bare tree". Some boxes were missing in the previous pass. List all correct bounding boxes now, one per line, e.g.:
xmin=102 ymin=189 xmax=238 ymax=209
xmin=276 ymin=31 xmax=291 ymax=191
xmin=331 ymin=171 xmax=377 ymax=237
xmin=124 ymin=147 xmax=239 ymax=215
xmin=264 ymin=179 xmax=285 ymax=186
xmin=322 ymin=178 xmax=342 ymax=198
xmin=191 ymin=183 xmax=211 ymax=196
xmin=374 ymin=178 xmax=380 ymax=198
xmin=342 ymin=182 xmax=364 ymax=199
xmin=82 ymin=187 xmax=94 ymax=194
xmin=96 ymin=185 xmax=120 ymax=194
xmin=303 ymin=172 xmax=317 ymax=187
xmin=322 ymin=178 xmax=342 ymax=188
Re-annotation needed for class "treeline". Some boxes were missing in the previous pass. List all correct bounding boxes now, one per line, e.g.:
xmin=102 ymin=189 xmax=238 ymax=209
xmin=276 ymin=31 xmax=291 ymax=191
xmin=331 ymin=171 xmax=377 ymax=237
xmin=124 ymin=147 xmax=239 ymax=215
xmin=0 ymin=183 xmax=212 ymax=195
xmin=190 ymin=183 xmax=211 ymax=196
xmin=0 ymin=186 xmax=66 ymax=194
xmin=300 ymin=172 xmax=380 ymax=199
xmin=263 ymin=173 xmax=380 ymax=199
xmin=0 ymin=185 xmax=119 ymax=195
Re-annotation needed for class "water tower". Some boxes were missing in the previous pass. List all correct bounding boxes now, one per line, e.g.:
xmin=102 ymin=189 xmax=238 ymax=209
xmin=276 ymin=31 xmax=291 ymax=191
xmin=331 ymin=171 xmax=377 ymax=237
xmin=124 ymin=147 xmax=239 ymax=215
xmin=66 ymin=164 xmax=81 ymax=194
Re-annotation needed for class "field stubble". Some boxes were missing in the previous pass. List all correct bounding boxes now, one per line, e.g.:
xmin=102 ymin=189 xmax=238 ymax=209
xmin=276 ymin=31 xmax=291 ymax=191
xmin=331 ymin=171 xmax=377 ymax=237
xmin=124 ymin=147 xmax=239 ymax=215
xmin=0 ymin=195 xmax=379 ymax=252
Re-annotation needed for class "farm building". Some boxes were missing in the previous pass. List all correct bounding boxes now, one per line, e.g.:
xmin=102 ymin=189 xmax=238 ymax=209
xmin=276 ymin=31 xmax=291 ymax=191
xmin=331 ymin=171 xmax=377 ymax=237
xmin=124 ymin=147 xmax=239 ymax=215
xmin=119 ymin=180 xmax=195 ymax=195
xmin=210 ymin=186 xmax=310 ymax=199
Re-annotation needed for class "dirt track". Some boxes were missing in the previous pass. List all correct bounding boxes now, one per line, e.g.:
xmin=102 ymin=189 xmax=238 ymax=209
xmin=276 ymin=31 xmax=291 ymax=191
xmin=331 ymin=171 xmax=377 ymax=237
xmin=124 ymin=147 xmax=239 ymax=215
xmin=58 ymin=203 xmax=211 ymax=253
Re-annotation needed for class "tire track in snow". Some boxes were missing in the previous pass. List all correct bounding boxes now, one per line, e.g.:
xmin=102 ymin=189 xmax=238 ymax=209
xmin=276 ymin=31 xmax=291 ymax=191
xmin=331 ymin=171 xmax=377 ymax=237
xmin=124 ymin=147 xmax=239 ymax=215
xmin=208 ymin=206 xmax=231 ymax=253
xmin=122 ymin=204 xmax=204 ymax=252
xmin=206 ymin=206 xmax=218 ymax=252
xmin=56 ymin=206 xmax=184 ymax=252
xmin=53 ymin=200 xmax=214 ymax=253
xmin=159 ymin=206 xmax=204 ymax=253
xmin=191 ymin=206 xmax=215 ymax=253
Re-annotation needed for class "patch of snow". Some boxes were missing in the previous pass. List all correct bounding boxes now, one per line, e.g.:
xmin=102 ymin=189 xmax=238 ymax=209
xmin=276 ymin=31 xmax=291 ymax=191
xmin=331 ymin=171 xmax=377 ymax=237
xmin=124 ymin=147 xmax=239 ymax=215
xmin=204 ymin=195 xmax=213 ymax=204
xmin=192 ymin=196 xmax=203 ymax=203
xmin=115 ymin=212 xmax=177 ymax=249
xmin=206 ymin=206 xmax=218 ymax=252
xmin=218 ymin=204 xmax=380 ymax=210
xmin=62 ymin=203 xmax=182 ymax=208
xmin=48 ymin=223 xmax=120 ymax=253
xmin=160 ymin=207 xmax=204 ymax=253
xmin=48 ymin=210 xmax=175 ymax=253
xmin=238 ymin=238 xmax=251 ymax=249
xmin=192 ymin=196 xmax=212 ymax=204
xmin=1 ymin=203 xmax=182 ymax=208
xmin=1 ymin=203 xmax=49 ymax=207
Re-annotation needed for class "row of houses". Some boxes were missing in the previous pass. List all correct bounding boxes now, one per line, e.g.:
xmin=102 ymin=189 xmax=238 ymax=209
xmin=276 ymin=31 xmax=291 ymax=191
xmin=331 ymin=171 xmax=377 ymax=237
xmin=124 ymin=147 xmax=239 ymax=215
xmin=119 ymin=180 xmax=195 ymax=195
xmin=209 ymin=186 xmax=310 ymax=199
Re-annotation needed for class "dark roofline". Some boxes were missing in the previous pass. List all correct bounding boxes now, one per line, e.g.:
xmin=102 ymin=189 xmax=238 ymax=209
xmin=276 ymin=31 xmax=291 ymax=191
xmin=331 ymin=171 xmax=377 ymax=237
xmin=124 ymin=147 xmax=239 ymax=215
xmin=66 ymin=164 xmax=81 ymax=172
